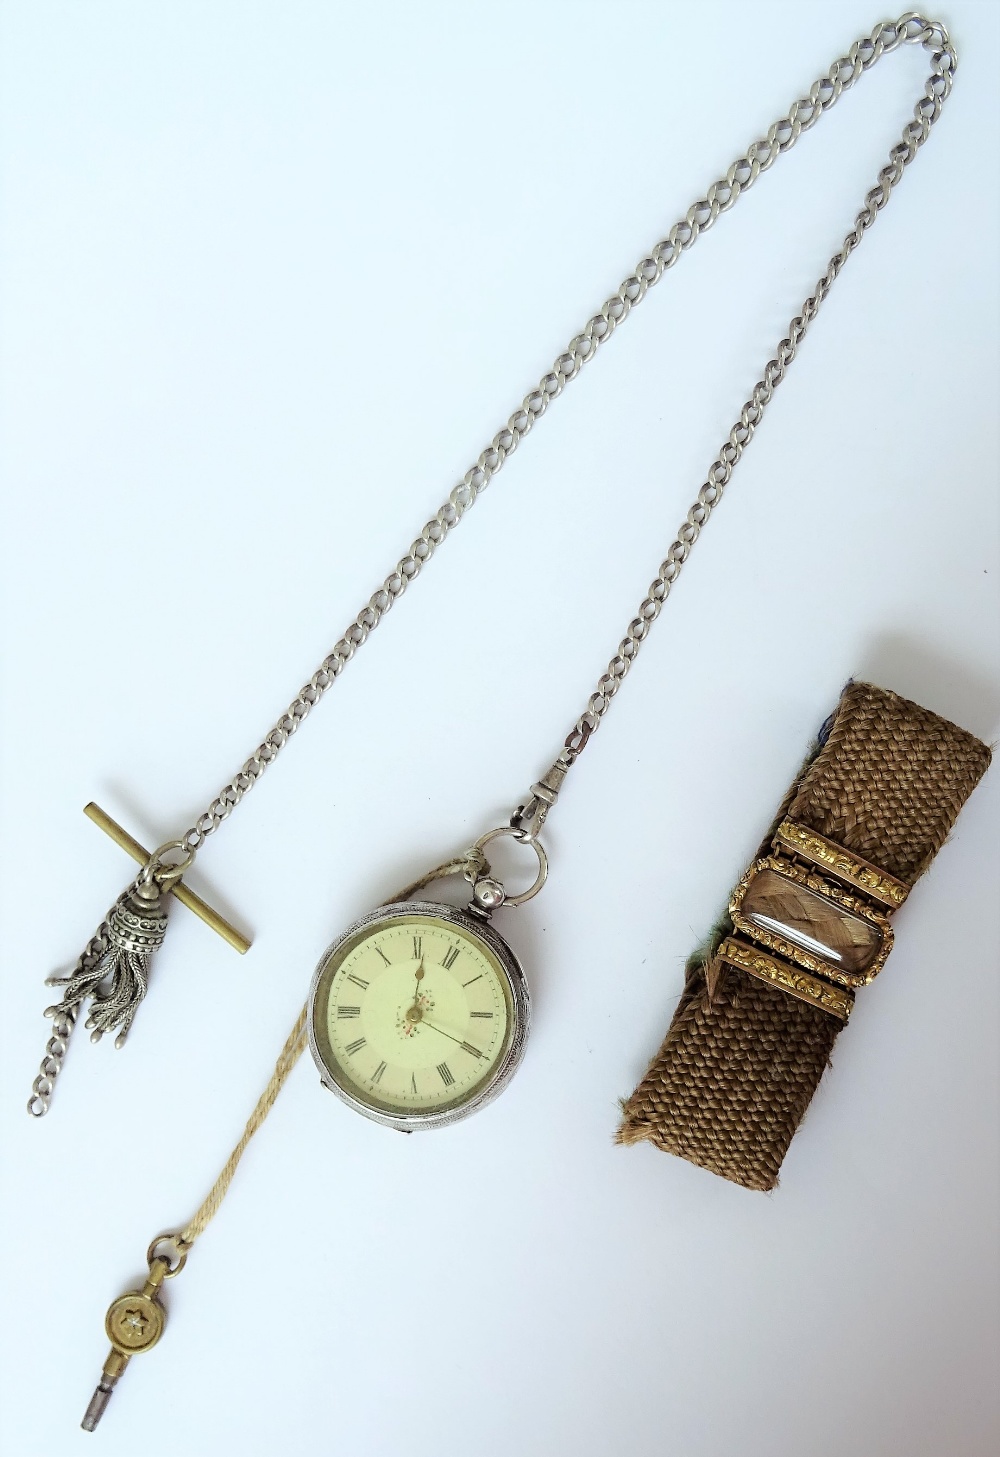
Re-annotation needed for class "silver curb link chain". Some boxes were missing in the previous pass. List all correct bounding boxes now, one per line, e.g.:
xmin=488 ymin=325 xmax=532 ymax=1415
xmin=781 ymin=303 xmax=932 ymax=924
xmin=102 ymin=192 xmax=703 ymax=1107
xmin=179 ymin=13 xmax=955 ymax=856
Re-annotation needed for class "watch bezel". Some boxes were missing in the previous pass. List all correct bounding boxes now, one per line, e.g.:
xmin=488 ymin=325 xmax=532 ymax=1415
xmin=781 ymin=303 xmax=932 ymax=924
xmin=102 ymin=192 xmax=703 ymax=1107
xmin=307 ymin=899 xmax=530 ymax=1132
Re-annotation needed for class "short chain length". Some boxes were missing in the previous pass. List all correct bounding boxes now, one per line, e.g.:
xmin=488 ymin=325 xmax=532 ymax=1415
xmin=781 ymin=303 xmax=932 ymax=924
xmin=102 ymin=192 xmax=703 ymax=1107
xmin=180 ymin=14 xmax=955 ymax=854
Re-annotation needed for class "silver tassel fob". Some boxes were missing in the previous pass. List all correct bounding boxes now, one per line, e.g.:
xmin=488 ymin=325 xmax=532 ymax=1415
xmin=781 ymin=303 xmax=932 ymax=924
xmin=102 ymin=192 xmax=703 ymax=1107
xmin=60 ymin=876 xmax=171 ymax=1047
xmin=27 ymin=841 xmax=192 ymax=1116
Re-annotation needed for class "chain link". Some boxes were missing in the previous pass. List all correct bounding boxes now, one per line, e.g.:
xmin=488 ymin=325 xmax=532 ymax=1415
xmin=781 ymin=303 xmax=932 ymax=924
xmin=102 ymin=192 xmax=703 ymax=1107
xmin=179 ymin=14 xmax=955 ymax=853
xmin=560 ymin=13 xmax=955 ymax=760
xmin=27 ymin=1007 xmax=76 ymax=1117
xmin=28 ymin=905 xmax=122 ymax=1114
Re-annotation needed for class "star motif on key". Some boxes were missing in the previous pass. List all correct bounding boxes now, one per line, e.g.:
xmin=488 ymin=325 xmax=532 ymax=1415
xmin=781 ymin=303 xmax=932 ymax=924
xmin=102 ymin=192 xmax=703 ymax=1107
xmin=121 ymin=1306 xmax=149 ymax=1337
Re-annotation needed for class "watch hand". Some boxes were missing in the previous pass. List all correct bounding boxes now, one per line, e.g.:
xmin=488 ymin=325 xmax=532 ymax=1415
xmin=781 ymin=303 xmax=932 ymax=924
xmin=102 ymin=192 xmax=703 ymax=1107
xmin=419 ymin=1020 xmax=483 ymax=1059
xmin=410 ymin=955 xmax=425 ymax=1010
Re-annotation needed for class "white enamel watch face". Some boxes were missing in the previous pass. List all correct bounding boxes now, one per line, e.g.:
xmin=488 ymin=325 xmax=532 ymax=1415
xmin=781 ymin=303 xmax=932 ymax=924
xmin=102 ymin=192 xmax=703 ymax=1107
xmin=307 ymin=901 xmax=529 ymax=1130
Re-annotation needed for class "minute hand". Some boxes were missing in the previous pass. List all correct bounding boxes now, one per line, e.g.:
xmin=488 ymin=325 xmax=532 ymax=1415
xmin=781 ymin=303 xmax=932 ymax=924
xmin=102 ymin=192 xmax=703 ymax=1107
xmin=420 ymin=1021 xmax=483 ymax=1060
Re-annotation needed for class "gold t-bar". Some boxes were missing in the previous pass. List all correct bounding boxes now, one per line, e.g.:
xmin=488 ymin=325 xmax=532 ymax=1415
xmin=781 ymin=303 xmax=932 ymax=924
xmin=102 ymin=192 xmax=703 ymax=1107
xmin=83 ymin=803 xmax=251 ymax=955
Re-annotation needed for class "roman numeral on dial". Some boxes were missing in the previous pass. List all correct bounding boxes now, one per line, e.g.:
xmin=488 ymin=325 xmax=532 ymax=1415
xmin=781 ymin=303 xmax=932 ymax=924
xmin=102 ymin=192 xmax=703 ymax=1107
xmin=436 ymin=1062 xmax=454 ymax=1087
xmin=460 ymin=1042 xmax=483 ymax=1059
xmin=413 ymin=935 xmax=423 ymax=959
xmin=375 ymin=946 xmax=391 ymax=966
xmin=441 ymin=946 xmax=460 ymax=969
xmin=469 ymin=1011 xmax=493 ymax=1019
xmin=372 ymin=1061 xmax=386 ymax=1084
xmin=336 ymin=1005 xmax=361 ymax=1019
xmin=345 ymin=1038 xmax=366 ymax=1056
xmin=346 ymin=973 xmax=369 ymax=990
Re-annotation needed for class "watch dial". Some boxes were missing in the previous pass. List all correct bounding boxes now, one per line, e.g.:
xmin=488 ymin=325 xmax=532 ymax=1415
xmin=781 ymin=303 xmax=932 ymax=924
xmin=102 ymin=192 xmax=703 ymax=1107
xmin=311 ymin=911 xmax=516 ymax=1120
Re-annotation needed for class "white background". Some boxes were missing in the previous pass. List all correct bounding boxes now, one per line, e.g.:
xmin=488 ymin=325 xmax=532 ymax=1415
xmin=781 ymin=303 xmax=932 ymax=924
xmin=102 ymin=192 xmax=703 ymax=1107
xmin=1 ymin=3 xmax=997 ymax=1455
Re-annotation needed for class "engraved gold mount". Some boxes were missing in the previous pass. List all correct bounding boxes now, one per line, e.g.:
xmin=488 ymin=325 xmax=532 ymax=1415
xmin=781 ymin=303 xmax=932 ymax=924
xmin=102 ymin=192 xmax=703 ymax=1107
xmin=717 ymin=819 xmax=910 ymax=1021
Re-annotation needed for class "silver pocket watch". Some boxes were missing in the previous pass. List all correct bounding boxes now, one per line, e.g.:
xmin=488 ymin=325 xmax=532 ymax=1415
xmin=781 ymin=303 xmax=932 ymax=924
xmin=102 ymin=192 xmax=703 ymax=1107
xmin=307 ymin=827 xmax=544 ymax=1131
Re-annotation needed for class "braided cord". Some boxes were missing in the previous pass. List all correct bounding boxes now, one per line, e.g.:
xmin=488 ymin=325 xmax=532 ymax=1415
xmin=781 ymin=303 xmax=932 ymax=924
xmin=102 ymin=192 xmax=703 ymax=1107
xmin=178 ymin=1007 xmax=308 ymax=1247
